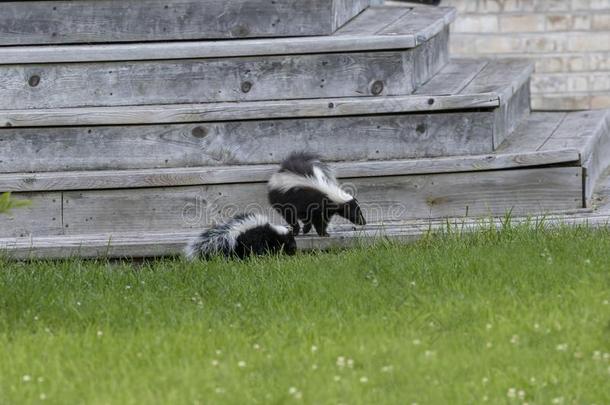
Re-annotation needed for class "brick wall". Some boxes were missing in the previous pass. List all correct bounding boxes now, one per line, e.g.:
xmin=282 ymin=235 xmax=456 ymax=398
xmin=438 ymin=0 xmax=610 ymax=110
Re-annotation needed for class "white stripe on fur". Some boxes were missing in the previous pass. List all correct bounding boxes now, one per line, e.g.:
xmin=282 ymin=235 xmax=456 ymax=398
xmin=268 ymin=166 xmax=353 ymax=203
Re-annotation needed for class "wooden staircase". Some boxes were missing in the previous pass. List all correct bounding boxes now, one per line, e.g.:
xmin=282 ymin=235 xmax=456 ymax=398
xmin=1 ymin=1 xmax=609 ymax=258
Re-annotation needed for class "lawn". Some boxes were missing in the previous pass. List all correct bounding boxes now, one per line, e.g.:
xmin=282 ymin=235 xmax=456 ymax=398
xmin=1 ymin=225 xmax=609 ymax=404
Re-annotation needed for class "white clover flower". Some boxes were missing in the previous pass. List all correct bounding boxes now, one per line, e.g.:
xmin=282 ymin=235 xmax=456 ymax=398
xmin=482 ymin=377 xmax=489 ymax=384
xmin=37 ymin=377 xmax=44 ymax=383
xmin=551 ymin=397 xmax=564 ymax=404
xmin=96 ymin=330 xmax=103 ymax=337
xmin=311 ymin=345 xmax=318 ymax=353
xmin=215 ymin=349 xmax=222 ymax=355
xmin=238 ymin=361 xmax=246 ymax=368
xmin=485 ymin=323 xmax=492 ymax=330
xmin=584 ymin=259 xmax=591 ymax=264
xmin=533 ymin=323 xmax=540 ymax=330
xmin=333 ymin=375 xmax=341 ymax=382
xmin=510 ymin=335 xmax=519 ymax=344
xmin=412 ymin=339 xmax=421 ymax=346
xmin=215 ymin=387 xmax=225 ymax=394
xmin=347 ymin=358 xmax=354 ymax=368
xmin=288 ymin=387 xmax=298 ymax=395
xmin=359 ymin=376 xmax=368 ymax=383
xmin=336 ymin=356 xmax=346 ymax=368
xmin=211 ymin=359 xmax=219 ymax=367
xmin=253 ymin=343 xmax=260 ymax=350
xmin=22 ymin=375 xmax=31 ymax=382
xmin=381 ymin=365 xmax=393 ymax=373
xmin=76 ymin=301 xmax=81 ymax=306
xmin=486 ymin=342 xmax=493 ymax=348
xmin=507 ymin=388 xmax=516 ymax=398
xmin=125 ymin=285 xmax=131 ymax=290
xmin=424 ymin=350 xmax=436 ymax=357
xmin=311 ymin=364 xmax=318 ymax=370
xmin=518 ymin=389 xmax=525 ymax=399
xmin=529 ymin=377 xmax=536 ymax=384
xmin=593 ymin=351 xmax=602 ymax=361
xmin=39 ymin=393 xmax=47 ymax=400
xmin=556 ymin=343 xmax=568 ymax=351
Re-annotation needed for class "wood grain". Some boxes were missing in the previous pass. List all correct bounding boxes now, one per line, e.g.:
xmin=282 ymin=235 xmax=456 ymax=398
xmin=0 ymin=192 xmax=63 ymax=238
xmin=53 ymin=167 xmax=583 ymax=235
xmin=0 ymin=6 xmax=457 ymax=65
xmin=0 ymin=51 xmax=414 ymax=109
xmin=0 ymin=111 xmax=495 ymax=173
xmin=0 ymin=0 xmax=369 ymax=45
xmin=0 ymin=93 xmax=499 ymax=128
xmin=0 ymin=149 xmax=580 ymax=193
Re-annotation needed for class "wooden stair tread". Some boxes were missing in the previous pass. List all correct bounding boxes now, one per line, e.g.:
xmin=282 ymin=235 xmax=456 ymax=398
xmin=0 ymin=58 xmax=535 ymax=128
xmin=2 ymin=205 xmax=606 ymax=260
xmin=0 ymin=6 xmax=456 ymax=65
xmin=0 ymin=0 xmax=371 ymax=45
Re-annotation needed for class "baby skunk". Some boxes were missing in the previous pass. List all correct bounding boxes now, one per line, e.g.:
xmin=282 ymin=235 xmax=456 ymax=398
xmin=268 ymin=152 xmax=366 ymax=237
xmin=184 ymin=213 xmax=297 ymax=260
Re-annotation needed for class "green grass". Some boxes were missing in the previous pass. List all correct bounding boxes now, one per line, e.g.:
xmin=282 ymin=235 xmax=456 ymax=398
xmin=1 ymin=225 xmax=609 ymax=404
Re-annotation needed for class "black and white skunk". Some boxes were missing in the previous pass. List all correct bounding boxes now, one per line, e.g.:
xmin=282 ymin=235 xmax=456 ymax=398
xmin=184 ymin=213 xmax=297 ymax=260
xmin=268 ymin=152 xmax=366 ymax=237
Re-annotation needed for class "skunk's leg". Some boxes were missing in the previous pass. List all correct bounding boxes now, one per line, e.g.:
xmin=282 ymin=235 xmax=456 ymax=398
xmin=280 ymin=205 xmax=300 ymax=235
xmin=302 ymin=221 xmax=313 ymax=235
xmin=312 ymin=212 xmax=330 ymax=237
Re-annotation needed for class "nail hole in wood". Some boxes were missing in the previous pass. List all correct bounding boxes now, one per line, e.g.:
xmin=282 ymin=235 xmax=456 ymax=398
xmin=416 ymin=123 xmax=426 ymax=134
xmin=28 ymin=75 xmax=40 ymax=87
xmin=328 ymin=102 xmax=334 ymax=109
xmin=428 ymin=98 xmax=435 ymax=105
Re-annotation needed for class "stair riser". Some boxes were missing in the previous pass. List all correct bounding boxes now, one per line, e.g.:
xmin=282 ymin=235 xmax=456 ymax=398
xmin=0 ymin=29 xmax=448 ymax=110
xmin=494 ymin=80 xmax=531 ymax=148
xmin=0 ymin=0 xmax=369 ymax=45
xmin=0 ymin=167 xmax=583 ymax=238
xmin=1 ymin=111 xmax=495 ymax=173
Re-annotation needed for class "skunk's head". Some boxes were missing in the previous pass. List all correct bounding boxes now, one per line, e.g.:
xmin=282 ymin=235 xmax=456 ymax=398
xmin=339 ymin=198 xmax=366 ymax=226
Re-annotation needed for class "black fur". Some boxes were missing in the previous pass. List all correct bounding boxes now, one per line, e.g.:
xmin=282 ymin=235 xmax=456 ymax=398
xmin=268 ymin=152 xmax=366 ymax=237
xmin=185 ymin=214 xmax=297 ymax=260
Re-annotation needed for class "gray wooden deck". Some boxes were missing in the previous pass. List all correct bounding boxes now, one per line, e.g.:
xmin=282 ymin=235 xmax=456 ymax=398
xmin=1 ymin=4 xmax=610 ymax=259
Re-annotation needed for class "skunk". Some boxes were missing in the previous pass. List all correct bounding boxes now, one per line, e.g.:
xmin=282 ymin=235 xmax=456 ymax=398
xmin=184 ymin=213 xmax=297 ymax=260
xmin=268 ymin=152 xmax=366 ymax=237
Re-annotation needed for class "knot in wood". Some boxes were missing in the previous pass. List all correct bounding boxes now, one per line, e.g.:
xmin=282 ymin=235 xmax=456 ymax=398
xmin=371 ymin=80 xmax=384 ymax=96
xmin=28 ymin=75 xmax=41 ymax=87
xmin=241 ymin=81 xmax=253 ymax=93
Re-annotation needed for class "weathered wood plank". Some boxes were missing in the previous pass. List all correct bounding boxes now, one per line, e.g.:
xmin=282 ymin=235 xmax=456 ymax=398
xmin=333 ymin=0 xmax=372 ymax=31
xmin=56 ymin=167 xmax=583 ymax=235
xmin=0 ymin=6 xmax=458 ymax=65
xmin=415 ymin=59 xmax=488 ymax=96
xmin=496 ymin=112 xmax=567 ymax=154
xmin=493 ymin=80 xmax=531 ymax=148
xmin=378 ymin=7 xmax=456 ymax=44
xmin=0 ymin=150 xmax=580 ymax=193
xmin=0 ymin=93 xmax=499 ymax=128
xmin=0 ymin=51 xmax=415 ymax=109
xmin=3 ymin=203 xmax=607 ymax=259
xmin=541 ymin=110 xmax=610 ymax=205
xmin=0 ymin=192 xmax=63 ymax=238
xmin=411 ymin=26 xmax=450 ymax=89
xmin=460 ymin=59 xmax=534 ymax=98
xmin=0 ymin=0 xmax=370 ymax=45
xmin=0 ymin=111 xmax=495 ymax=173
xmin=335 ymin=7 xmax=412 ymax=35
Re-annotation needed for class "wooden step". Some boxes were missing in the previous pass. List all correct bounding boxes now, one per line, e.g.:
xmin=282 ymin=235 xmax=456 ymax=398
xmin=0 ymin=59 xmax=531 ymax=173
xmin=0 ymin=6 xmax=456 ymax=63
xmin=3 ymin=110 xmax=609 ymax=257
xmin=0 ymin=6 xmax=454 ymax=109
xmin=0 ymin=0 xmax=371 ymax=45
xmin=497 ymin=110 xmax=610 ymax=205
xmin=1 ymin=204 xmax=604 ymax=260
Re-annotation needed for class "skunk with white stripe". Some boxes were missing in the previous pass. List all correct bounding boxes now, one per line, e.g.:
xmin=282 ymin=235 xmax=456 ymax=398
xmin=268 ymin=152 xmax=366 ymax=237
xmin=184 ymin=213 xmax=297 ymax=260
